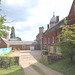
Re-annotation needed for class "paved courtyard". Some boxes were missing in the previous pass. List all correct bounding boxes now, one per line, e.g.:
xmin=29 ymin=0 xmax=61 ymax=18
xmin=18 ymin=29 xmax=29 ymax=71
xmin=8 ymin=50 xmax=63 ymax=75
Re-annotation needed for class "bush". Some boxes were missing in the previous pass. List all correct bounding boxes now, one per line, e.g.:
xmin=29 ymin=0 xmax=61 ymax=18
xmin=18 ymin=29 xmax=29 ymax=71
xmin=42 ymin=50 xmax=48 ymax=55
xmin=0 ymin=56 xmax=19 ymax=69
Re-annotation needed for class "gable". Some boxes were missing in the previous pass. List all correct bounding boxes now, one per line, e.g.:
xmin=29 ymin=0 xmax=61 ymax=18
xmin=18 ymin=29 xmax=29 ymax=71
xmin=0 ymin=38 xmax=7 ymax=48
xmin=68 ymin=0 xmax=75 ymax=20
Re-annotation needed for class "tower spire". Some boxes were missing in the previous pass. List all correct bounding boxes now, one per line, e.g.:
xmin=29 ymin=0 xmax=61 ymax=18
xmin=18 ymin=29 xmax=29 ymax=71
xmin=10 ymin=26 xmax=15 ymax=38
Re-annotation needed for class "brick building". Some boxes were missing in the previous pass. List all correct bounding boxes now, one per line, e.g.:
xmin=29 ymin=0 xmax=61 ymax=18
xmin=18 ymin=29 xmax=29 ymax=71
xmin=67 ymin=0 xmax=75 ymax=25
xmin=0 ymin=37 xmax=9 ymax=48
xmin=36 ymin=27 xmax=44 ymax=50
xmin=0 ymin=34 xmax=34 ymax=50
xmin=42 ymin=13 xmax=62 ymax=50
xmin=43 ymin=0 xmax=75 ymax=55
xmin=0 ymin=27 xmax=34 ymax=50
xmin=35 ymin=0 xmax=75 ymax=54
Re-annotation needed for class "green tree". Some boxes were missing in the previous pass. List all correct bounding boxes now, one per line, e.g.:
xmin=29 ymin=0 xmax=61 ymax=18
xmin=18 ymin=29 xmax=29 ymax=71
xmin=16 ymin=37 xmax=22 ymax=41
xmin=0 ymin=0 xmax=10 ymax=38
xmin=57 ymin=18 xmax=75 ymax=63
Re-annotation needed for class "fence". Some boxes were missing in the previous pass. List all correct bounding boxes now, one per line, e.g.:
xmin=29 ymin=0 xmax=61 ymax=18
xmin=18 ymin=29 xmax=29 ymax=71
xmin=0 ymin=47 xmax=12 ymax=56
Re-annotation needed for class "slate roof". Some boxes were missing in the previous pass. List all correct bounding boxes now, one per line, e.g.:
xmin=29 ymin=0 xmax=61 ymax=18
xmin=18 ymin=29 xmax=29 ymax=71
xmin=7 ymin=41 xmax=33 ymax=45
xmin=43 ymin=17 xmax=66 ymax=36
xmin=50 ymin=16 xmax=56 ymax=22
xmin=2 ymin=38 xmax=33 ymax=45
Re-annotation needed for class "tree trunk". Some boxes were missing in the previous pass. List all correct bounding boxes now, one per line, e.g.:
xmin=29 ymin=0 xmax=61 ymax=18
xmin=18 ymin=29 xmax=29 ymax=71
xmin=70 ymin=55 xmax=73 ymax=63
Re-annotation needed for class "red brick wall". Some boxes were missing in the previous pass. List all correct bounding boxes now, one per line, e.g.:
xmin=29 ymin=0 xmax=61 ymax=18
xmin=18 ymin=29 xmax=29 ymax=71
xmin=68 ymin=0 xmax=75 ymax=25
xmin=0 ymin=38 xmax=9 ymax=48
xmin=10 ymin=45 xmax=31 ymax=50
xmin=68 ymin=0 xmax=75 ymax=20
xmin=36 ymin=33 xmax=43 ymax=50
xmin=43 ymin=28 xmax=61 ymax=50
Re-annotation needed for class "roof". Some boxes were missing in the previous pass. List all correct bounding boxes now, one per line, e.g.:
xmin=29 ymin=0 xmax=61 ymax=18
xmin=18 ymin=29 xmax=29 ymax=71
xmin=1 ymin=37 xmax=9 ymax=45
xmin=68 ymin=0 xmax=75 ymax=20
xmin=2 ymin=38 xmax=33 ymax=45
xmin=9 ymin=38 xmax=19 ymax=41
xmin=43 ymin=17 xmax=66 ymax=36
xmin=50 ymin=16 xmax=56 ymax=22
xmin=7 ymin=41 xmax=33 ymax=45
xmin=32 ymin=41 xmax=38 ymax=45
xmin=67 ymin=17 xmax=75 ymax=24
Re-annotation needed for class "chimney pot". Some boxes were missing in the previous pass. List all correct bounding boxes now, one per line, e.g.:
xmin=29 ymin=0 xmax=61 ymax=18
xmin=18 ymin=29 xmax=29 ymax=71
xmin=56 ymin=16 xmax=59 ymax=23
xmin=47 ymin=24 xmax=49 ymax=29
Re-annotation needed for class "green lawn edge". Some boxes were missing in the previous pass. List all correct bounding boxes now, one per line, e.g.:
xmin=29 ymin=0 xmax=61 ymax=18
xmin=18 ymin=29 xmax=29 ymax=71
xmin=31 ymin=64 xmax=45 ymax=75
xmin=39 ymin=56 xmax=75 ymax=75
xmin=0 ymin=65 xmax=24 ymax=75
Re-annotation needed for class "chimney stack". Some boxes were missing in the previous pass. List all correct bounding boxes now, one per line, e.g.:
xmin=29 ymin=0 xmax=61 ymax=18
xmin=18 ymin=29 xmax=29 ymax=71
xmin=39 ymin=26 xmax=44 ymax=34
xmin=47 ymin=24 xmax=49 ymax=29
xmin=56 ymin=16 xmax=59 ymax=23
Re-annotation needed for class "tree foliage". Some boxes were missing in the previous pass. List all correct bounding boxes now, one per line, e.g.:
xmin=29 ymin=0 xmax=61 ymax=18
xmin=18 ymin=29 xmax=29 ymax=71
xmin=16 ymin=37 xmax=22 ymax=41
xmin=0 ymin=0 xmax=10 ymax=38
xmin=59 ymin=18 xmax=75 ymax=43
xmin=57 ymin=18 xmax=75 ymax=63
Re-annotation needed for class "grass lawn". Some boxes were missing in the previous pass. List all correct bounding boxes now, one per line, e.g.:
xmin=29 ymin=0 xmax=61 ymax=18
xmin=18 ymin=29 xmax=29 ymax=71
xmin=0 ymin=65 xmax=24 ymax=75
xmin=39 ymin=56 xmax=75 ymax=75
xmin=31 ymin=64 xmax=45 ymax=75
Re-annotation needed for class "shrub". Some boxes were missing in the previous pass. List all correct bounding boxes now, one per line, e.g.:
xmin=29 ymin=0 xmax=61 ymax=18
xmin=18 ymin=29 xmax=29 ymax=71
xmin=0 ymin=56 xmax=19 ymax=69
xmin=42 ymin=50 xmax=48 ymax=55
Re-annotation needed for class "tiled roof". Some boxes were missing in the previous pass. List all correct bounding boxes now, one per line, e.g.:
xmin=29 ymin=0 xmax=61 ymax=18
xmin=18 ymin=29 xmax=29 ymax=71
xmin=43 ymin=17 xmax=66 ymax=36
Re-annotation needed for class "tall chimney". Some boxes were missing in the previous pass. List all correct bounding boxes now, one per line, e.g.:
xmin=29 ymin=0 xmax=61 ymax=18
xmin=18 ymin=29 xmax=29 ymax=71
xmin=56 ymin=16 xmax=59 ymax=23
xmin=39 ymin=26 xmax=44 ymax=34
xmin=7 ymin=32 xmax=9 ymax=41
xmin=47 ymin=24 xmax=49 ymax=29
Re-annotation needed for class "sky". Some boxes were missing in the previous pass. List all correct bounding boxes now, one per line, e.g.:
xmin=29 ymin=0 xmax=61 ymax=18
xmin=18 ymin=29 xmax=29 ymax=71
xmin=1 ymin=0 xmax=73 ymax=41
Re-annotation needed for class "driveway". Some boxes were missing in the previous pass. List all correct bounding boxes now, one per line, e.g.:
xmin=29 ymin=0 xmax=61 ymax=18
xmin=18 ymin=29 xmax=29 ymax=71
xmin=8 ymin=50 xmax=63 ymax=75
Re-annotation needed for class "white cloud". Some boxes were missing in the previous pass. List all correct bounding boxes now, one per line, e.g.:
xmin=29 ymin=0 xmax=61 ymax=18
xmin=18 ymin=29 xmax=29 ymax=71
xmin=6 ymin=0 xmax=25 ymax=6
xmin=3 ymin=0 xmax=73 ymax=41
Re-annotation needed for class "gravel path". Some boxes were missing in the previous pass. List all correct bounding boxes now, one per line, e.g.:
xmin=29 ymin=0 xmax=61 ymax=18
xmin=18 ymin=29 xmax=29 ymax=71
xmin=8 ymin=50 xmax=63 ymax=75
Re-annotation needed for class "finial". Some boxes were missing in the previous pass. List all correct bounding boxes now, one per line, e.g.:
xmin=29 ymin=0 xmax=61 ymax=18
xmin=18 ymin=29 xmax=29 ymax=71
xmin=53 ymin=12 xmax=55 ymax=17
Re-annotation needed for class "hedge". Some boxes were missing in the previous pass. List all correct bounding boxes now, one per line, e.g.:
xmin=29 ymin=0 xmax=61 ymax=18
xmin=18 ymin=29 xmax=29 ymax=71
xmin=0 ymin=56 xmax=19 ymax=69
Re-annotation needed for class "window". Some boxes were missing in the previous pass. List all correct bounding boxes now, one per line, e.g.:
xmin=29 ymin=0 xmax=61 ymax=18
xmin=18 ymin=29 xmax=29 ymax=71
xmin=48 ymin=38 xmax=50 ymax=44
xmin=52 ymin=36 xmax=54 ymax=43
xmin=13 ymin=46 xmax=15 ymax=49
xmin=50 ymin=46 xmax=54 ymax=53
xmin=22 ymin=45 xmax=26 ymax=49
xmin=56 ymin=47 xmax=61 ymax=54
xmin=58 ymin=37 xmax=60 ymax=42
xmin=44 ymin=39 xmax=46 ymax=44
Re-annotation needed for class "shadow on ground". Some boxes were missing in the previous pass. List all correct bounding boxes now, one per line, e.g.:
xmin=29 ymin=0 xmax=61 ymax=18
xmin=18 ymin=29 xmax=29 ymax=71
xmin=5 ymin=69 xmax=24 ymax=75
xmin=7 ymin=50 xmax=63 ymax=75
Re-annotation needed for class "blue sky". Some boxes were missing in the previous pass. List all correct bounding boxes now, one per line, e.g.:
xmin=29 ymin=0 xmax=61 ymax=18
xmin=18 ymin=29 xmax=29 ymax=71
xmin=1 ymin=0 xmax=73 ymax=41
